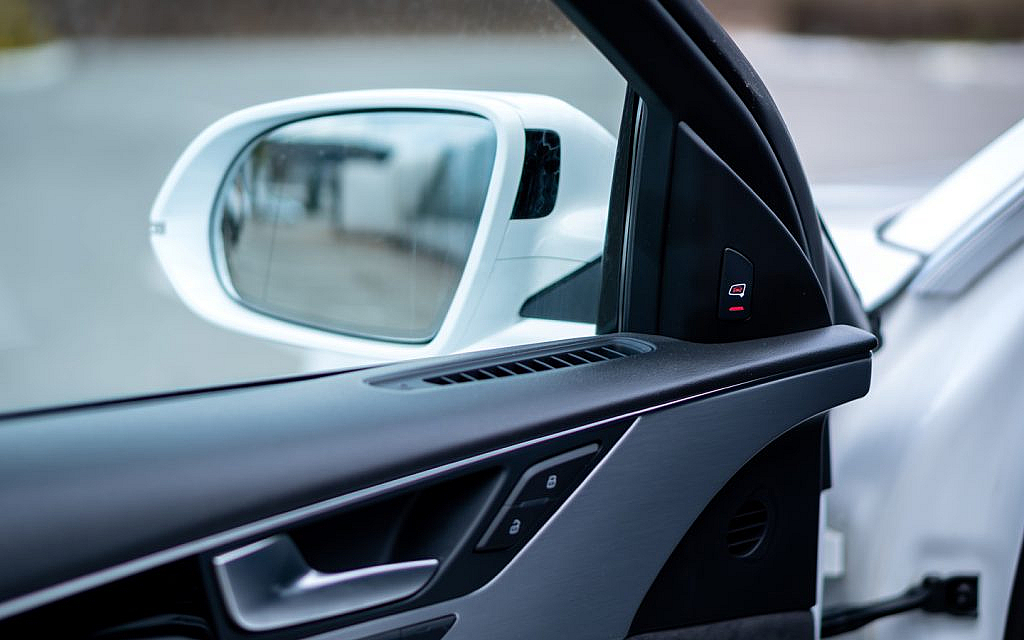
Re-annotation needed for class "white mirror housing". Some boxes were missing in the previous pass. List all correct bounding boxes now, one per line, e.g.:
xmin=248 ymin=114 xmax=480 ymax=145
xmin=150 ymin=90 xmax=615 ymax=363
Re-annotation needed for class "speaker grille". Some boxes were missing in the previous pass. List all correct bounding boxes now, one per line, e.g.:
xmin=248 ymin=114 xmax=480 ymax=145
xmin=726 ymin=499 xmax=769 ymax=557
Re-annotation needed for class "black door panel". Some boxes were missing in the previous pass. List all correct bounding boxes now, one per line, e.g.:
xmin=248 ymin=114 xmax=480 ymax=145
xmin=0 ymin=326 xmax=872 ymax=638
xmin=630 ymin=417 xmax=828 ymax=634
xmin=319 ymin=357 xmax=867 ymax=640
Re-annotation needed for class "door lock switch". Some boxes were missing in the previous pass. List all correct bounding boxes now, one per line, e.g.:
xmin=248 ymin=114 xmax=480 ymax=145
xmin=476 ymin=443 xmax=599 ymax=552
xmin=718 ymin=248 xmax=753 ymax=321
xmin=505 ymin=443 xmax=599 ymax=505
xmin=475 ymin=501 xmax=548 ymax=551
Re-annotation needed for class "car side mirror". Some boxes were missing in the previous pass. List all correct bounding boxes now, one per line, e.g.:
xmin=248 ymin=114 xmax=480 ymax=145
xmin=150 ymin=90 xmax=614 ymax=361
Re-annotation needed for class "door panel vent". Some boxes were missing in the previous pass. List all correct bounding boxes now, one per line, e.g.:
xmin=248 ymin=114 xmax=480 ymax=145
xmin=424 ymin=341 xmax=647 ymax=386
xmin=726 ymin=499 xmax=769 ymax=557
xmin=368 ymin=338 xmax=653 ymax=390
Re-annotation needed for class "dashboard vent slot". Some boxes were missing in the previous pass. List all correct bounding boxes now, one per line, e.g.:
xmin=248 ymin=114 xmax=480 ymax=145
xmin=726 ymin=499 xmax=769 ymax=558
xmin=424 ymin=342 xmax=644 ymax=386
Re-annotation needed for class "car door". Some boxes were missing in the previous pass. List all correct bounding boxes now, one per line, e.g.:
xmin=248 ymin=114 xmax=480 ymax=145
xmin=0 ymin=2 xmax=875 ymax=640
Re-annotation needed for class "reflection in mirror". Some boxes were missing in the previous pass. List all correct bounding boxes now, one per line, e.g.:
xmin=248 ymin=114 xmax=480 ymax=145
xmin=216 ymin=111 xmax=497 ymax=342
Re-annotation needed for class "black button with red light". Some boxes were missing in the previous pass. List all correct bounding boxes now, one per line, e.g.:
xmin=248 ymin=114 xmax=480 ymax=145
xmin=718 ymin=248 xmax=753 ymax=321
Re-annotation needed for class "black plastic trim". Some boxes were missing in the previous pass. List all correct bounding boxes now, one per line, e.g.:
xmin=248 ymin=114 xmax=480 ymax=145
xmin=519 ymin=258 xmax=601 ymax=324
xmin=620 ymin=99 xmax=677 ymax=335
xmin=510 ymin=130 xmax=561 ymax=220
xmin=657 ymin=121 xmax=831 ymax=341
xmin=630 ymin=418 xmax=827 ymax=633
xmin=628 ymin=610 xmax=813 ymax=640
xmin=597 ymin=88 xmax=641 ymax=335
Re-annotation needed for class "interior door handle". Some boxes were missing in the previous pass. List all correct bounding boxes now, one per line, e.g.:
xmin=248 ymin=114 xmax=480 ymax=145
xmin=212 ymin=535 xmax=438 ymax=632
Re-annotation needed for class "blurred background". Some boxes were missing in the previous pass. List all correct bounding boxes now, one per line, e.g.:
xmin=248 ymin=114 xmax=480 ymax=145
xmin=1 ymin=0 xmax=1023 ymax=412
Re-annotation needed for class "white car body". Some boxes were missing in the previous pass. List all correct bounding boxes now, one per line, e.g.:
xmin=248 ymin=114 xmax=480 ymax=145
xmin=823 ymin=116 xmax=1024 ymax=639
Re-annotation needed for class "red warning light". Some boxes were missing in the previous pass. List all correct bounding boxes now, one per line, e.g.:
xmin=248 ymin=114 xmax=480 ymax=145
xmin=728 ymin=306 xmax=745 ymax=312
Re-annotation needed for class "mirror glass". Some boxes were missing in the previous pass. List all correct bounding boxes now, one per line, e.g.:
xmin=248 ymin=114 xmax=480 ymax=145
xmin=216 ymin=111 xmax=497 ymax=342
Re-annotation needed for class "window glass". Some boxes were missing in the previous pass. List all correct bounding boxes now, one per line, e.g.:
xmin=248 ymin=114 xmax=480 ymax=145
xmin=9 ymin=1 xmax=1019 ymax=414
xmin=0 ymin=0 xmax=625 ymax=412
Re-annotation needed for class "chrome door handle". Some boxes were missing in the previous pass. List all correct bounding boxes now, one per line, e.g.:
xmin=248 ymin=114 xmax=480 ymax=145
xmin=212 ymin=535 xmax=438 ymax=632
